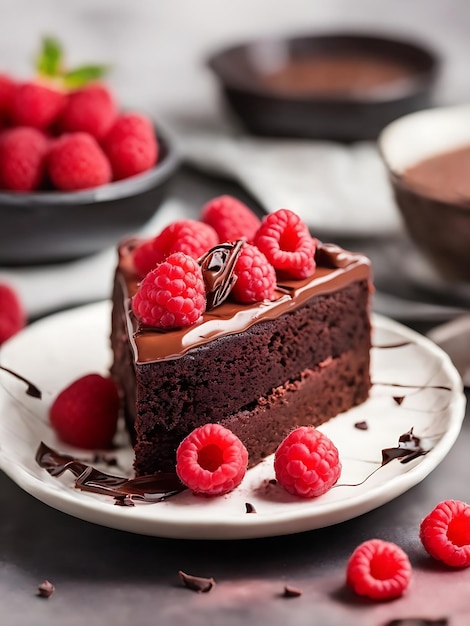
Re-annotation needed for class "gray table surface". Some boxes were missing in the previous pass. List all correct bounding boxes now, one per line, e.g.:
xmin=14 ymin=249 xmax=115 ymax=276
xmin=1 ymin=2 xmax=470 ymax=624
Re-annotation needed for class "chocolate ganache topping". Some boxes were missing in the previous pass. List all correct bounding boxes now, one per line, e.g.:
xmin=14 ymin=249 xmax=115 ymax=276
xmin=118 ymin=240 xmax=371 ymax=364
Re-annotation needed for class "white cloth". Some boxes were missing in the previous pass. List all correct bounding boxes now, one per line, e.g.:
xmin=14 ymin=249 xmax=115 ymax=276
xmin=182 ymin=132 xmax=402 ymax=237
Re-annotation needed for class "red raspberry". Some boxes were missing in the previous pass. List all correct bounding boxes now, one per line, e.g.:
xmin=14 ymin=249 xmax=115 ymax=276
xmin=59 ymin=83 xmax=117 ymax=140
xmin=49 ymin=374 xmax=120 ymax=449
xmin=132 ymin=252 xmax=206 ymax=328
xmin=0 ymin=127 xmax=49 ymax=191
xmin=231 ymin=243 xmax=276 ymax=303
xmin=346 ymin=539 xmax=412 ymax=600
xmin=0 ymin=283 xmax=26 ymax=345
xmin=11 ymin=81 xmax=66 ymax=129
xmin=176 ymin=424 xmax=248 ymax=496
xmin=102 ymin=112 xmax=158 ymax=180
xmin=253 ymin=209 xmax=316 ymax=279
xmin=0 ymin=73 xmax=15 ymax=121
xmin=274 ymin=426 xmax=341 ymax=498
xmin=200 ymin=195 xmax=261 ymax=242
xmin=47 ymin=132 xmax=112 ymax=191
xmin=133 ymin=220 xmax=219 ymax=277
xmin=420 ymin=500 xmax=470 ymax=567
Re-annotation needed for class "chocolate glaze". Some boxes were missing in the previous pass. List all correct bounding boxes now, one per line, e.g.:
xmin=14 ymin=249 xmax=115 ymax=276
xmin=118 ymin=240 xmax=371 ymax=363
xmin=0 ymin=365 xmax=42 ymax=399
xmin=36 ymin=442 xmax=184 ymax=502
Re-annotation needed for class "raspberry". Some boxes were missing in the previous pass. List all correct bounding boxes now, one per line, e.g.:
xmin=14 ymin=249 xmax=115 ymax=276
xmin=0 ymin=74 xmax=15 ymax=120
xmin=132 ymin=252 xmax=206 ymax=328
xmin=253 ymin=209 xmax=316 ymax=279
xmin=231 ymin=243 xmax=276 ymax=303
xmin=133 ymin=220 xmax=219 ymax=277
xmin=346 ymin=539 xmax=412 ymax=600
xmin=47 ymin=132 xmax=112 ymax=191
xmin=11 ymin=81 xmax=66 ymax=129
xmin=0 ymin=283 xmax=26 ymax=345
xmin=176 ymin=424 xmax=248 ymax=496
xmin=102 ymin=112 xmax=158 ymax=180
xmin=49 ymin=374 xmax=120 ymax=449
xmin=0 ymin=127 xmax=49 ymax=191
xmin=59 ymin=83 xmax=117 ymax=140
xmin=200 ymin=195 xmax=261 ymax=242
xmin=420 ymin=500 xmax=470 ymax=567
xmin=274 ymin=426 xmax=341 ymax=498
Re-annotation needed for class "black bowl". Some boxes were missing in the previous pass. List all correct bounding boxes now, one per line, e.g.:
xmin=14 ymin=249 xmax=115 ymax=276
xmin=0 ymin=124 xmax=180 ymax=266
xmin=208 ymin=31 xmax=439 ymax=141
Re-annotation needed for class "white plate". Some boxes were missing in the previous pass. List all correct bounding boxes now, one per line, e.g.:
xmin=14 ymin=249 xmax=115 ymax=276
xmin=0 ymin=302 xmax=465 ymax=540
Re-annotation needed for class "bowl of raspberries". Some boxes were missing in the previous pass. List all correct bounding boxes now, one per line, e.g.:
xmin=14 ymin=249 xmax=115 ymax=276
xmin=0 ymin=37 xmax=179 ymax=266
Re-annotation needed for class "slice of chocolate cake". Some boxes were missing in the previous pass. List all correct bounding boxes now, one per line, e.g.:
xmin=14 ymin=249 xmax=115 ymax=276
xmin=111 ymin=239 xmax=372 ymax=475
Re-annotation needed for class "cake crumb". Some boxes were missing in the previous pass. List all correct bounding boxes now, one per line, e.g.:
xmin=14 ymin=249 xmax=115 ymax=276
xmin=37 ymin=580 xmax=55 ymax=598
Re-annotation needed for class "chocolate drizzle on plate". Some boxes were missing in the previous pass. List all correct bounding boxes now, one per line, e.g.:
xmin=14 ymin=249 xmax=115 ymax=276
xmin=382 ymin=428 xmax=429 ymax=465
xmin=0 ymin=364 xmax=42 ymax=399
xmin=36 ymin=442 xmax=184 ymax=503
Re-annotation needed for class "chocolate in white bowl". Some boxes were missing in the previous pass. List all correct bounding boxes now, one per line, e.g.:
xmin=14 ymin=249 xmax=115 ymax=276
xmin=379 ymin=105 xmax=470 ymax=283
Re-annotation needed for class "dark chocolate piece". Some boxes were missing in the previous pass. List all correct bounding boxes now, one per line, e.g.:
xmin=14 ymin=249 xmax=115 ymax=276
xmin=0 ymin=364 xmax=42 ymax=399
xmin=198 ymin=241 xmax=244 ymax=309
xmin=178 ymin=571 xmax=215 ymax=593
xmin=282 ymin=585 xmax=302 ymax=598
xmin=36 ymin=442 xmax=184 ymax=502
xmin=37 ymin=580 xmax=55 ymax=598
xmin=354 ymin=420 xmax=368 ymax=430
xmin=393 ymin=396 xmax=405 ymax=405
xmin=245 ymin=502 xmax=257 ymax=514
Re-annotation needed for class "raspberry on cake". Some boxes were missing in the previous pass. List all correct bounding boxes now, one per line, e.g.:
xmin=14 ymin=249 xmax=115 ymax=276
xmin=110 ymin=207 xmax=372 ymax=475
xmin=0 ymin=283 xmax=26 ymax=345
xmin=201 ymin=195 xmax=261 ymax=242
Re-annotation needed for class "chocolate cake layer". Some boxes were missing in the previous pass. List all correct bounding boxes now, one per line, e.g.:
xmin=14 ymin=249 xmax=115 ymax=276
xmin=111 ymin=242 xmax=372 ymax=475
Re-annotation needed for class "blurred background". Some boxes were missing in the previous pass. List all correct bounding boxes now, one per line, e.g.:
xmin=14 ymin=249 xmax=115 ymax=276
xmin=0 ymin=0 xmax=469 ymax=127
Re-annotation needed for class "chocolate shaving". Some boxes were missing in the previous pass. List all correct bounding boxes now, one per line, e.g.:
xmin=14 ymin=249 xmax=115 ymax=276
xmin=178 ymin=570 xmax=215 ymax=593
xmin=393 ymin=396 xmax=405 ymax=405
xmin=282 ymin=585 xmax=302 ymax=598
xmin=0 ymin=364 xmax=42 ymax=399
xmin=245 ymin=502 xmax=257 ymax=514
xmin=37 ymin=580 xmax=55 ymax=598
xmin=198 ymin=241 xmax=244 ymax=309
xmin=354 ymin=420 xmax=368 ymax=430
xmin=36 ymin=442 xmax=184 ymax=502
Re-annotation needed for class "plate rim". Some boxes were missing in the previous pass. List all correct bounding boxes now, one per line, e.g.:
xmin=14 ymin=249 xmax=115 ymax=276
xmin=0 ymin=301 xmax=466 ymax=540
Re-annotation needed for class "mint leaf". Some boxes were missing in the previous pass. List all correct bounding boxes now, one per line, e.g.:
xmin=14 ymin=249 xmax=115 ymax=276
xmin=63 ymin=64 xmax=109 ymax=89
xmin=36 ymin=36 xmax=63 ymax=77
